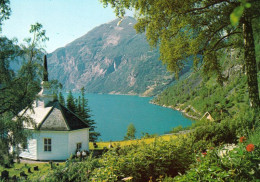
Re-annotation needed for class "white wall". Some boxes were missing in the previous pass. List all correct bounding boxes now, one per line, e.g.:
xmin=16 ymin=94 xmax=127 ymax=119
xmin=19 ymin=128 xmax=89 ymax=161
xmin=36 ymin=131 xmax=69 ymax=160
xmin=19 ymin=136 xmax=37 ymax=160
xmin=68 ymin=128 xmax=89 ymax=155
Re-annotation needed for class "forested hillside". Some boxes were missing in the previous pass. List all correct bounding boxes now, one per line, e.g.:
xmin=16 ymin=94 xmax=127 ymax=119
xmin=153 ymin=43 xmax=260 ymax=121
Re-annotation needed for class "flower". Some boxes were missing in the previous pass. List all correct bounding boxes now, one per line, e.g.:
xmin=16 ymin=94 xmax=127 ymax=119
xmin=122 ymin=177 xmax=133 ymax=181
xmin=246 ymin=144 xmax=255 ymax=152
xmin=239 ymin=136 xmax=246 ymax=143
xmin=202 ymin=152 xmax=207 ymax=157
xmin=218 ymin=144 xmax=238 ymax=158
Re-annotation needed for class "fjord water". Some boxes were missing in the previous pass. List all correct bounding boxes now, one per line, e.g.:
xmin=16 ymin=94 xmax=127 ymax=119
xmin=73 ymin=94 xmax=192 ymax=141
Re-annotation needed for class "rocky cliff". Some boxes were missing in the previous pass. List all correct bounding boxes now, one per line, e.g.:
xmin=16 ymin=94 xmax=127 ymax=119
xmin=47 ymin=17 xmax=191 ymax=96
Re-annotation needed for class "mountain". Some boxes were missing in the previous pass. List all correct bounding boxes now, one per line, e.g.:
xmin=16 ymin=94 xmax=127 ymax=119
xmin=47 ymin=16 xmax=191 ymax=96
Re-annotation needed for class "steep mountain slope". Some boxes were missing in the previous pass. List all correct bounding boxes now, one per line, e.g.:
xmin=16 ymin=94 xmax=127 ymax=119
xmin=47 ymin=17 xmax=191 ymax=96
xmin=153 ymin=47 xmax=260 ymax=121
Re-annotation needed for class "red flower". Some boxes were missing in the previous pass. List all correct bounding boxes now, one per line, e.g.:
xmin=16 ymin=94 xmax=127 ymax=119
xmin=246 ymin=144 xmax=255 ymax=152
xmin=239 ymin=136 xmax=246 ymax=143
xmin=202 ymin=152 xmax=207 ymax=156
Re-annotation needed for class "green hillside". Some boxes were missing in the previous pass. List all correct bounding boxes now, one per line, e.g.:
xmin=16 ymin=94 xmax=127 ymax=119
xmin=153 ymin=38 xmax=260 ymax=122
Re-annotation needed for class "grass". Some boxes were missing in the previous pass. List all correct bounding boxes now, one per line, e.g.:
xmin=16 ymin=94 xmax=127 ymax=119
xmin=89 ymin=134 xmax=177 ymax=150
xmin=248 ymin=127 xmax=260 ymax=145
xmin=0 ymin=162 xmax=64 ymax=181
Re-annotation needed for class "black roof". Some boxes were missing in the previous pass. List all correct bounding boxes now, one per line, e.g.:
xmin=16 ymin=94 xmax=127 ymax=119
xmin=38 ymin=101 xmax=89 ymax=131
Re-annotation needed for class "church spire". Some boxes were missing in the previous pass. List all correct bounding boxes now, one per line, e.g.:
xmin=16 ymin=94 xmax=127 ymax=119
xmin=43 ymin=55 xmax=48 ymax=81
xmin=35 ymin=55 xmax=54 ymax=108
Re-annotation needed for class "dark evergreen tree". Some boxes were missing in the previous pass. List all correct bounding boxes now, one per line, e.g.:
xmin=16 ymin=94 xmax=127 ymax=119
xmin=65 ymin=88 xmax=101 ymax=141
xmin=77 ymin=87 xmax=100 ymax=142
xmin=66 ymin=90 xmax=76 ymax=113
xmin=65 ymin=89 xmax=100 ymax=142
xmin=58 ymin=92 xmax=65 ymax=106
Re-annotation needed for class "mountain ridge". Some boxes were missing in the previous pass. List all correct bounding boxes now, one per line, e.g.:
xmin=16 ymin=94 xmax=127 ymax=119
xmin=47 ymin=16 xmax=192 ymax=96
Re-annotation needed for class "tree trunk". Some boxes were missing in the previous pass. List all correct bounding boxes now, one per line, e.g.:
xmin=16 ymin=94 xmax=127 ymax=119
xmin=242 ymin=16 xmax=260 ymax=108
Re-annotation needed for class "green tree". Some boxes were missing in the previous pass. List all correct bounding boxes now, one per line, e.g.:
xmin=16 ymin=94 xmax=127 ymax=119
xmin=66 ymin=90 xmax=76 ymax=113
xmin=58 ymin=92 xmax=65 ymax=106
xmin=124 ymin=123 xmax=136 ymax=140
xmin=0 ymin=0 xmax=11 ymax=32
xmin=75 ymin=95 xmax=81 ymax=116
xmin=0 ymin=5 xmax=49 ymax=164
xmin=101 ymin=0 xmax=260 ymax=108
xmin=65 ymin=88 xmax=100 ymax=141
xmin=77 ymin=87 xmax=100 ymax=142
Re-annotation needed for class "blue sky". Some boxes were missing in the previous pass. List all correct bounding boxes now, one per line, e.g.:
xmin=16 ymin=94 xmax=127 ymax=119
xmin=1 ymin=0 xmax=131 ymax=53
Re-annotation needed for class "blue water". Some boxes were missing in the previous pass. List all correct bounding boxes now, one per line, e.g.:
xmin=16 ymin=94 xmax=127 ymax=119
xmin=67 ymin=93 xmax=192 ymax=141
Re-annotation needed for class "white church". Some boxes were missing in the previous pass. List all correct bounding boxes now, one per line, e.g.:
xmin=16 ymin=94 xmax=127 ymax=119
xmin=19 ymin=56 xmax=89 ymax=161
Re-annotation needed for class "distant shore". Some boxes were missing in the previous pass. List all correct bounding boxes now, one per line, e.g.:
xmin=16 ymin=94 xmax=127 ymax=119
xmin=149 ymin=101 xmax=199 ymax=121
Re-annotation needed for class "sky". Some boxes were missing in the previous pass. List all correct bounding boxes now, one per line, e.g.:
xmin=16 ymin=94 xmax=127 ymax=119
xmin=1 ymin=0 xmax=130 ymax=53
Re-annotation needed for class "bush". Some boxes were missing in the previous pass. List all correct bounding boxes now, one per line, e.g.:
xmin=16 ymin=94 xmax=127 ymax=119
xmin=45 ymin=154 xmax=99 ymax=182
xmin=172 ymin=128 xmax=260 ymax=182
xmin=189 ymin=108 xmax=258 ymax=152
xmin=170 ymin=125 xmax=183 ymax=134
xmin=90 ymin=138 xmax=194 ymax=181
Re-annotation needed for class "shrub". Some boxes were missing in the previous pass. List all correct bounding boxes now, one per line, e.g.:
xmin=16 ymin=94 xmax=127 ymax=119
xmin=170 ymin=127 xmax=260 ymax=182
xmin=45 ymin=154 xmax=99 ymax=182
xmin=90 ymin=138 xmax=194 ymax=181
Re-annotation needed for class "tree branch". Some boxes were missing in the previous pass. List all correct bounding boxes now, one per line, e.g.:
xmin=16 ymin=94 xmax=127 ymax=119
xmin=182 ymin=0 xmax=233 ymax=15
xmin=211 ymin=31 xmax=242 ymax=51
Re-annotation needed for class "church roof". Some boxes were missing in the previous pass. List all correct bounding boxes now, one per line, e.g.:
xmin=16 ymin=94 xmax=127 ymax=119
xmin=24 ymin=101 xmax=89 ymax=131
xmin=20 ymin=55 xmax=88 ymax=131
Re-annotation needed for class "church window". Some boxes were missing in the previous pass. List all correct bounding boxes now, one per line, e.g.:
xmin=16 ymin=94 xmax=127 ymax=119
xmin=76 ymin=142 xmax=82 ymax=151
xmin=44 ymin=138 xmax=52 ymax=151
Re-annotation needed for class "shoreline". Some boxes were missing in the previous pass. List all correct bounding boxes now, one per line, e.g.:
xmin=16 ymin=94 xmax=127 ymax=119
xmin=149 ymin=101 xmax=199 ymax=121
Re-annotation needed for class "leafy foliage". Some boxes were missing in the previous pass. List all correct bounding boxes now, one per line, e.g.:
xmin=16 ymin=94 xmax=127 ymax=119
xmin=230 ymin=0 xmax=252 ymax=26
xmin=124 ymin=123 xmax=136 ymax=140
xmin=173 ymin=127 xmax=260 ymax=182
xmin=0 ymin=0 xmax=10 ymax=32
xmin=45 ymin=155 xmax=99 ymax=182
xmin=0 ymin=21 xmax=48 ymax=165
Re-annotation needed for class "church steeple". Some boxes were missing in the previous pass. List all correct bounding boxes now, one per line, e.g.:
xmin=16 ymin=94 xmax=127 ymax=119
xmin=43 ymin=55 xmax=48 ymax=81
xmin=35 ymin=55 xmax=54 ymax=108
